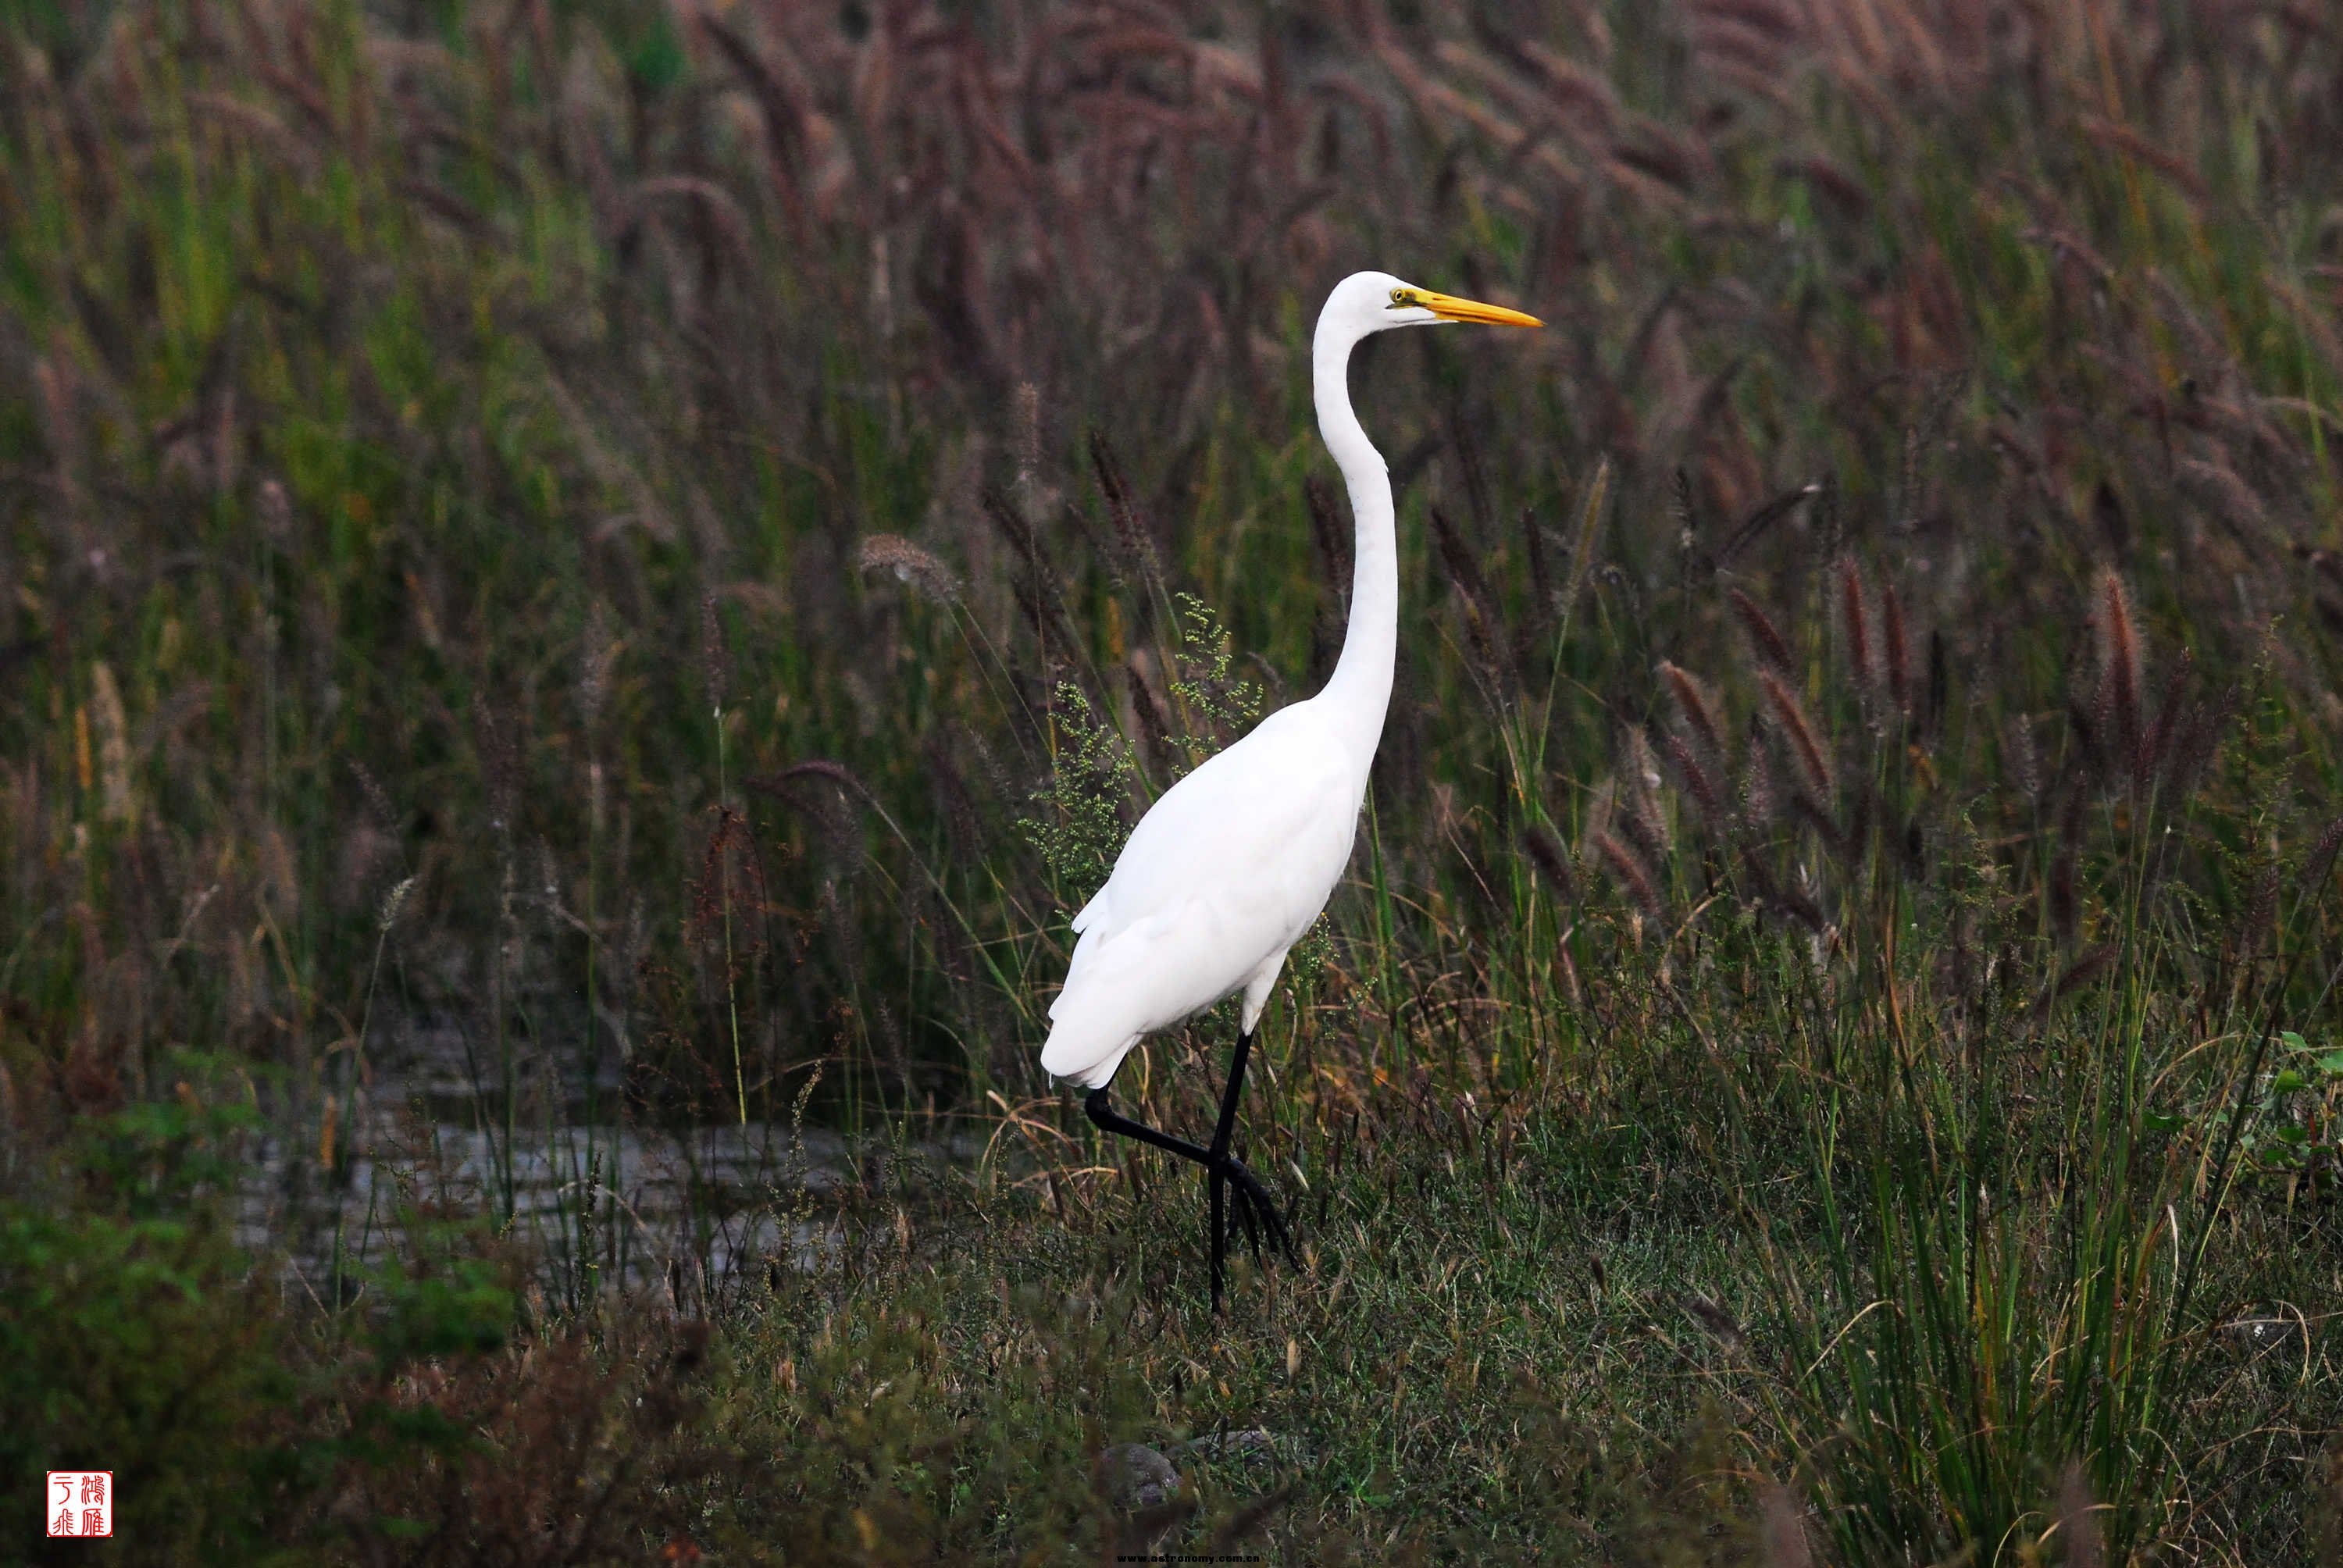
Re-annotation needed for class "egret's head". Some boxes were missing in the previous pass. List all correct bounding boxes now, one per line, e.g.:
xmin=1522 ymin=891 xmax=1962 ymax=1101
xmin=1321 ymin=269 xmax=1543 ymax=344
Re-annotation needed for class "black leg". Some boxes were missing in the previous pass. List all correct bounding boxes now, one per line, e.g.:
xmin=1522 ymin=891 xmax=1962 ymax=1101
xmin=1208 ymin=1161 xmax=1227 ymax=1308
xmin=1210 ymin=1028 xmax=1255 ymax=1161
xmin=1204 ymin=1028 xmax=1257 ymax=1307
xmin=1231 ymin=1174 xmax=1263 ymax=1260
xmin=1082 ymin=1028 xmax=1295 ymax=1311
xmin=1214 ymin=1030 xmax=1261 ymax=1263
xmin=1210 ymin=1028 xmax=1296 ymax=1269
xmin=1084 ymin=1089 xmax=1211 ymax=1164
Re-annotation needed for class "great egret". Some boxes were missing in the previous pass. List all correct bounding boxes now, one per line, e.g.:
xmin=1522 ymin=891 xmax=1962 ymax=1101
xmin=1042 ymin=271 xmax=1542 ymax=1306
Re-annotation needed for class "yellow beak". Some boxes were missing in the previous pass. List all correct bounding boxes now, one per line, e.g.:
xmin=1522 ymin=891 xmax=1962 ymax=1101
xmin=1418 ymin=290 xmax=1543 ymax=328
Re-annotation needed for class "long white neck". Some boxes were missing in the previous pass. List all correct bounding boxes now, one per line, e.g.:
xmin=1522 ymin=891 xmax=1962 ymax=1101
xmin=1311 ymin=317 xmax=1397 ymax=764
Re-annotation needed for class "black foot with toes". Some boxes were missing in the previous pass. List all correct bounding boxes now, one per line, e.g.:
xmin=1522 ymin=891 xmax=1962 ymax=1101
xmin=1088 ymin=1029 xmax=1298 ymax=1310
xmin=1214 ymin=1155 xmax=1296 ymax=1265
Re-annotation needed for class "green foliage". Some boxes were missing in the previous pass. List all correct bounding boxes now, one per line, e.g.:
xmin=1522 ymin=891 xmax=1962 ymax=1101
xmin=730 ymin=1198 xmax=1796 ymax=1563
xmin=2199 ymin=1029 xmax=2343 ymax=1180
xmin=0 ymin=1090 xmax=750 ymax=1563
xmin=0 ymin=1082 xmax=521 ymax=1560
xmin=1016 ymin=592 xmax=1276 ymax=903
xmin=0 ymin=1106 xmax=305 ymax=1561
xmin=1166 ymin=593 xmax=1265 ymax=768
xmin=1018 ymin=682 xmax=1135 ymax=896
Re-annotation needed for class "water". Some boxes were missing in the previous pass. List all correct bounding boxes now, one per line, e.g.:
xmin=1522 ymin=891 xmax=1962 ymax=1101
xmin=236 ymin=1019 xmax=974 ymax=1303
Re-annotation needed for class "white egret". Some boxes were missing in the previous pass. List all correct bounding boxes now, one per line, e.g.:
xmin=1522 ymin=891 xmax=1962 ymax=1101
xmin=1041 ymin=271 xmax=1542 ymax=1306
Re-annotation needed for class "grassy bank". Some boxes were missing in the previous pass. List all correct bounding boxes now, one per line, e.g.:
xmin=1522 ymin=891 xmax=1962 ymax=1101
xmin=6 ymin=0 xmax=2343 ymax=1560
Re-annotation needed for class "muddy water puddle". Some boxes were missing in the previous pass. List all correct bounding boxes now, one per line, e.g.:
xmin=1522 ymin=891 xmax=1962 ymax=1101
xmin=236 ymin=1022 xmax=977 ymax=1302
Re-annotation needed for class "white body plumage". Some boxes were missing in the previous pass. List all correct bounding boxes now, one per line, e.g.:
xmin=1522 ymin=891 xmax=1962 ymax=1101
xmin=1039 ymin=271 xmax=1540 ymax=1089
xmin=1040 ymin=702 xmax=1368 ymax=1087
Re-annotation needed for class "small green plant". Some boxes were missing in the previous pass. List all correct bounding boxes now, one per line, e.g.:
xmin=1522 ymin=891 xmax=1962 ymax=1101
xmin=1019 ymin=681 xmax=1136 ymax=895
xmin=1166 ymin=593 xmax=1264 ymax=767
xmin=0 ymin=1084 xmax=298 ymax=1560
xmin=2165 ymin=1028 xmax=2343 ymax=1181
xmin=1287 ymin=912 xmax=1335 ymax=979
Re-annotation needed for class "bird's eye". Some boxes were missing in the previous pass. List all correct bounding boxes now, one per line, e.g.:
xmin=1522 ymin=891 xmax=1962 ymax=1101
xmin=1388 ymin=288 xmax=1410 ymax=307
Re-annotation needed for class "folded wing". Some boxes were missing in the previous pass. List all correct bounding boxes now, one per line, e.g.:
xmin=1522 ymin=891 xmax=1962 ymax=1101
xmin=1040 ymin=706 xmax=1361 ymax=1086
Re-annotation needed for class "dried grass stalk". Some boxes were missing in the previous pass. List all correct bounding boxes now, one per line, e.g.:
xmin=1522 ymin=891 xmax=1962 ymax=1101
xmin=2096 ymin=570 xmax=2142 ymax=764
xmin=1589 ymin=827 xmax=1664 ymax=921
xmin=1559 ymin=456 xmax=1612 ymax=636
xmin=1088 ymin=431 xmax=1161 ymax=588
xmin=2053 ymin=1462 xmax=2102 ymax=1568
xmin=1881 ymin=579 xmax=1912 ymax=715
xmin=1523 ymin=825 xmax=1577 ymax=903
xmin=857 ymin=533 xmax=962 ymax=604
xmin=91 ymin=661 xmax=134 ymax=826
xmin=1760 ymin=1483 xmax=1813 ymax=1568
xmin=2140 ymin=645 xmax=2191 ymax=790
xmin=1837 ymin=555 xmax=1875 ymax=699
xmin=1659 ymin=661 xmax=1725 ymax=757
xmin=1731 ymin=589 xmax=1794 ymax=673
xmin=1760 ymin=669 xmax=1832 ymax=803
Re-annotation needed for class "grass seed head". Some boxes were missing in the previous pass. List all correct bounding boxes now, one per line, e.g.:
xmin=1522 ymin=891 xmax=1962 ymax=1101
xmin=1305 ymin=477 xmax=1353 ymax=592
xmin=2300 ymin=815 xmax=2343 ymax=898
xmin=1621 ymin=727 xmax=1670 ymax=850
xmin=258 ymin=476 xmax=293 ymax=543
xmin=1015 ymin=381 xmax=1042 ymax=497
xmin=701 ymin=593 xmax=729 ymax=714
xmin=1659 ymin=661 xmax=1725 ymax=757
xmin=1731 ymin=589 xmax=1795 ymax=674
xmin=857 ymin=533 xmax=962 ymax=604
xmin=1589 ymin=828 xmax=1664 ymax=923
xmin=1523 ymin=825 xmax=1578 ymax=903
xmin=2141 ymin=643 xmax=2192 ymax=790
xmin=1742 ymin=731 xmax=1777 ymax=828
xmin=1760 ymin=1482 xmax=1813 ymax=1567
xmin=378 ymin=874 xmax=417 ymax=934
xmin=1837 ymin=555 xmax=1875 ymax=700
xmin=1560 ymin=456 xmax=1611 ymax=631
xmin=1087 ymin=431 xmax=1160 ymax=586
xmin=2095 ymin=570 xmax=2142 ymax=764
xmin=2054 ymin=1462 xmax=2103 ymax=1568
xmin=90 ymin=661 xmax=134 ymax=826
xmin=1430 ymin=505 xmax=1505 ymax=686
xmin=1881 ymin=579 xmax=1912 ymax=715
xmin=2237 ymin=864 xmax=2281 ymax=955
xmin=1759 ymin=669 xmax=1832 ymax=804
xmin=1123 ymin=655 xmax=1174 ymax=768
xmin=2007 ymin=715 xmax=2041 ymax=805
xmin=578 ymin=600 xmax=618 ymax=732
xmin=1519 ymin=504 xmax=1553 ymax=624
xmin=1662 ymin=730 xmax=1727 ymax=832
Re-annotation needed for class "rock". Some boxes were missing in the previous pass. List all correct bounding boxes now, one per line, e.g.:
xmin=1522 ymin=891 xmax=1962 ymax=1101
xmin=2218 ymin=1311 xmax=2302 ymax=1348
xmin=1100 ymin=1443 xmax=1182 ymax=1510
xmin=1184 ymin=1427 xmax=1281 ymax=1462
